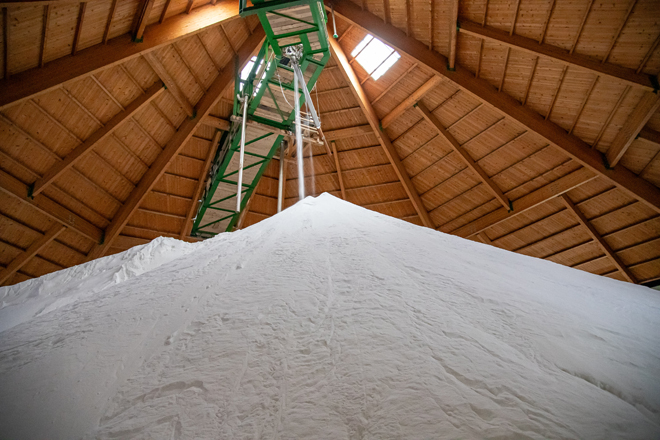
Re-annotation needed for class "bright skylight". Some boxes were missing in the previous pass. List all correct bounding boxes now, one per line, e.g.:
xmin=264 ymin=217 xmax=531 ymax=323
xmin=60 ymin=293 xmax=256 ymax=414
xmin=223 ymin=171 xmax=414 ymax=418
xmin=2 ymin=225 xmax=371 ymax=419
xmin=240 ymin=56 xmax=268 ymax=95
xmin=351 ymin=35 xmax=401 ymax=80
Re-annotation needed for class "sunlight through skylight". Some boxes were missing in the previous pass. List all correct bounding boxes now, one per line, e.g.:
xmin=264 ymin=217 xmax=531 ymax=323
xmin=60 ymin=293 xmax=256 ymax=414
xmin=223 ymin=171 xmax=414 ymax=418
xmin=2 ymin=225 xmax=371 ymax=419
xmin=351 ymin=35 xmax=401 ymax=80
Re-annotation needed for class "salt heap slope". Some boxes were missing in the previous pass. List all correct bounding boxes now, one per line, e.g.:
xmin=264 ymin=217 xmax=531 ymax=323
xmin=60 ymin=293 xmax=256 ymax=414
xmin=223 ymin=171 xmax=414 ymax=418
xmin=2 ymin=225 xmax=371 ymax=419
xmin=1 ymin=194 xmax=659 ymax=439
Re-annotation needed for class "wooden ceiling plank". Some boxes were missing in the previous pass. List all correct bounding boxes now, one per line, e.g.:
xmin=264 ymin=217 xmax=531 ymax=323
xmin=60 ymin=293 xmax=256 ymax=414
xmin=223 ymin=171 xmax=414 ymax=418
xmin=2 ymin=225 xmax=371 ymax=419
xmin=636 ymin=33 xmax=660 ymax=74
xmin=452 ymin=167 xmax=598 ymax=238
xmin=509 ymin=0 xmax=520 ymax=35
xmin=86 ymin=28 xmax=265 ymax=260
xmin=0 ymin=223 xmax=66 ymax=286
xmin=498 ymin=47 xmax=510 ymax=92
xmin=331 ymin=140 xmax=346 ymax=200
xmin=172 ymin=42 xmax=206 ymax=91
xmin=180 ymin=129 xmax=221 ymax=238
xmin=448 ymin=0 xmax=458 ymax=69
xmin=0 ymin=0 xmax=241 ymax=110
xmin=325 ymin=124 xmax=373 ymax=140
xmin=606 ymin=92 xmax=660 ymax=168
xmin=561 ymin=194 xmax=636 ymax=283
xmin=592 ymin=85 xmax=630 ymax=148
xmin=72 ymin=2 xmax=87 ymax=55
xmin=373 ymin=63 xmax=418 ymax=104
xmin=32 ymin=82 xmax=165 ymax=197
xmin=330 ymin=0 xmax=660 ymax=214
xmin=329 ymin=36 xmax=435 ymax=228
xmin=0 ymin=170 xmax=103 ymax=242
xmin=144 ymin=52 xmax=195 ymax=117
xmin=569 ymin=76 xmax=598 ymax=134
xmin=381 ymin=75 xmax=442 ymax=128
xmin=417 ymin=102 xmax=510 ymax=210
xmin=405 ymin=0 xmax=411 ymax=36
xmin=569 ymin=0 xmax=594 ymax=54
xmin=546 ymin=65 xmax=567 ymax=120
xmin=602 ymin=0 xmax=637 ymax=64
xmin=522 ymin=56 xmax=538 ymax=106
xmin=457 ymin=20 xmax=658 ymax=91
xmin=538 ymin=0 xmax=556 ymax=44
xmin=103 ymin=0 xmax=118 ymax=43
xmin=39 ymin=5 xmax=50 ymax=67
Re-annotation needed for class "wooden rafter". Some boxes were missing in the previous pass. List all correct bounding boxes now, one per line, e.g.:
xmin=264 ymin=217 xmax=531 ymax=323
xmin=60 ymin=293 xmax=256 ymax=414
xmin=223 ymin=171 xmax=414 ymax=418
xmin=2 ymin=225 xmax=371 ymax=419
xmin=86 ymin=28 xmax=265 ymax=260
xmin=569 ymin=76 xmax=598 ymax=134
xmin=325 ymin=124 xmax=373 ymax=140
xmin=381 ymin=75 xmax=442 ymax=128
xmin=522 ymin=56 xmax=538 ymax=105
xmin=602 ymin=0 xmax=636 ymax=64
xmin=546 ymin=65 xmax=567 ymax=120
xmin=638 ymin=126 xmax=660 ymax=146
xmin=0 ymin=223 xmax=66 ymax=286
xmin=102 ymin=0 xmax=118 ymax=43
xmin=72 ymin=2 xmax=87 ymax=55
xmin=452 ymin=167 xmax=598 ymax=238
xmin=637 ymin=33 xmax=660 ymax=74
xmin=330 ymin=0 xmax=660 ymax=215
xmin=593 ymin=85 xmax=630 ymax=148
xmin=0 ymin=0 xmax=240 ymax=110
xmin=606 ymin=92 xmax=660 ymax=168
xmin=32 ymin=82 xmax=164 ymax=197
xmin=538 ymin=0 xmax=555 ymax=44
xmin=39 ymin=5 xmax=50 ymax=67
xmin=458 ymin=20 xmax=658 ymax=91
xmin=180 ymin=129 xmax=222 ymax=238
xmin=133 ymin=0 xmax=156 ymax=42
xmin=561 ymin=194 xmax=636 ymax=283
xmin=144 ymin=52 xmax=194 ymax=117
xmin=186 ymin=0 xmax=195 ymax=14
xmin=0 ymin=170 xmax=103 ymax=243
xmin=498 ymin=47 xmax=510 ymax=92
xmin=159 ymin=0 xmax=172 ymax=23
xmin=416 ymin=102 xmax=510 ymax=210
xmin=570 ymin=0 xmax=593 ymax=54
xmin=331 ymin=141 xmax=346 ymax=200
xmin=329 ymin=35 xmax=435 ymax=228
xmin=448 ymin=0 xmax=458 ymax=69
xmin=202 ymin=115 xmax=231 ymax=131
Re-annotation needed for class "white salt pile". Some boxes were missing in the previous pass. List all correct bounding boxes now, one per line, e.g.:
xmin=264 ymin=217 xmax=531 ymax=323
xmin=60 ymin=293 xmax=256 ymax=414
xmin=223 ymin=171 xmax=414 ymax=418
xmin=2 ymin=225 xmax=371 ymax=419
xmin=1 ymin=194 xmax=659 ymax=439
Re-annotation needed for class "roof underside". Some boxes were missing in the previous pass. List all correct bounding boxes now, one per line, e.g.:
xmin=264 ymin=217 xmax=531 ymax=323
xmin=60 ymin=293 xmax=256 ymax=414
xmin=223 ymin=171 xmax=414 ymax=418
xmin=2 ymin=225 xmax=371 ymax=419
xmin=0 ymin=0 xmax=659 ymax=287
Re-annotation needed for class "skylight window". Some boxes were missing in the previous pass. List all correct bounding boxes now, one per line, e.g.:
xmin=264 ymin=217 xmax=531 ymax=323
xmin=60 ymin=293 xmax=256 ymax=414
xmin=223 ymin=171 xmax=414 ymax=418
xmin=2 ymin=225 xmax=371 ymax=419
xmin=351 ymin=35 xmax=401 ymax=80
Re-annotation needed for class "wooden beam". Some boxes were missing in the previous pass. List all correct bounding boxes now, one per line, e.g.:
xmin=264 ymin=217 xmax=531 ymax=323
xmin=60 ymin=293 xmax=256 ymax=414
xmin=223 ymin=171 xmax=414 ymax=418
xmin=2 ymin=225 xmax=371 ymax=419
xmin=186 ymin=0 xmax=195 ymax=14
xmin=133 ymin=0 xmax=156 ymax=42
xmin=31 ymin=82 xmax=164 ymax=197
xmin=180 ymin=129 xmax=221 ymax=238
xmin=602 ymin=0 xmax=636 ymax=63
xmin=0 ymin=223 xmax=66 ymax=286
xmin=144 ymin=52 xmax=194 ymax=117
xmin=417 ymin=101 xmax=510 ymax=210
xmin=3 ymin=7 xmax=9 ymax=79
xmin=561 ymin=194 xmax=636 ymax=283
xmin=329 ymin=35 xmax=434 ymax=228
xmin=159 ymin=0 xmax=172 ymax=23
xmin=331 ymin=141 xmax=346 ymax=200
xmin=457 ymin=19 xmax=658 ymax=91
xmin=102 ymin=0 xmax=118 ymax=43
xmin=452 ymin=167 xmax=597 ymax=238
xmin=38 ymin=5 xmax=50 ymax=67
xmin=637 ymin=32 xmax=660 ymax=74
xmin=330 ymin=0 xmax=660 ymax=214
xmin=325 ymin=124 xmax=373 ymax=140
xmin=448 ymin=0 xmax=458 ymax=69
xmin=569 ymin=0 xmax=593 ymax=54
xmin=606 ymin=92 xmax=660 ymax=168
xmin=538 ymin=0 xmax=555 ymax=44
xmin=381 ymin=75 xmax=442 ymax=128
xmin=86 ymin=28 xmax=265 ymax=260
xmin=0 ymin=0 xmax=240 ymax=110
xmin=72 ymin=2 xmax=86 ymax=55
xmin=0 ymin=170 xmax=103 ymax=242
xmin=373 ymin=63 xmax=417 ymax=104
xmin=638 ymin=126 xmax=660 ymax=146
xmin=202 ymin=114 xmax=231 ymax=131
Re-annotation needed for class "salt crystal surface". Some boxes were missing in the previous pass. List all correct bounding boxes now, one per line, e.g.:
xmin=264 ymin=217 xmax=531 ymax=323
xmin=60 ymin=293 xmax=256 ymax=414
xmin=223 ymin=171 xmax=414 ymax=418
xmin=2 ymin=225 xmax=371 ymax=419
xmin=0 ymin=194 xmax=659 ymax=439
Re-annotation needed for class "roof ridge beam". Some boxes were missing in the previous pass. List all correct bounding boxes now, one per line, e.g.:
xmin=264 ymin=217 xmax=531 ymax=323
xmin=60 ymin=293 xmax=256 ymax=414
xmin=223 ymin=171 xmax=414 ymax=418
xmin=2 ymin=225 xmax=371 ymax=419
xmin=416 ymin=101 xmax=510 ymax=210
xmin=457 ymin=19 xmax=658 ymax=91
xmin=31 ymin=81 xmax=164 ymax=197
xmin=606 ymin=92 xmax=660 ymax=168
xmin=330 ymin=0 xmax=660 ymax=214
xmin=560 ymin=194 xmax=637 ymax=283
xmin=329 ymin=35 xmax=435 ymax=229
xmin=86 ymin=28 xmax=265 ymax=260
xmin=0 ymin=0 xmax=241 ymax=110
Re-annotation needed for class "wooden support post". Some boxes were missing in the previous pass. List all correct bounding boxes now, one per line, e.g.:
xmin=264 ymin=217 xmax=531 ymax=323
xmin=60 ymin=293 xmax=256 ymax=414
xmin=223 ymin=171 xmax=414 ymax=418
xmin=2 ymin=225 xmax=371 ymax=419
xmin=144 ymin=52 xmax=195 ymax=117
xmin=561 ymin=194 xmax=636 ymax=283
xmin=606 ymin=92 xmax=660 ymax=168
xmin=0 ymin=223 xmax=66 ymax=286
xmin=457 ymin=19 xmax=657 ymax=91
xmin=417 ymin=102 xmax=510 ymax=210
xmin=39 ymin=5 xmax=50 ymax=67
xmin=331 ymin=141 xmax=346 ymax=200
xmin=180 ymin=129 xmax=222 ymax=238
xmin=86 ymin=28 xmax=264 ymax=260
xmin=0 ymin=170 xmax=104 ymax=243
xmin=381 ymin=75 xmax=442 ymax=128
xmin=0 ymin=0 xmax=241 ymax=110
xmin=330 ymin=0 xmax=660 ymax=214
xmin=72 ymin=2 xmax=87 ymax=55
xmin=452 ymin=167 xmax=597 ymax=238
xmin=448 ymin=0 xmax=458 ymax=69
xmin=329 ymin=35 xmax=435 ymax=228
xmin=31 ymin=82 xmax=164 ymax=197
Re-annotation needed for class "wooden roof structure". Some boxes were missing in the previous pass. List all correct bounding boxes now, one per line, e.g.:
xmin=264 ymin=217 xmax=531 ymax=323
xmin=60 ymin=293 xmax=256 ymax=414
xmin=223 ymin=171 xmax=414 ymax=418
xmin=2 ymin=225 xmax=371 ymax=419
xmin=0 ymin=0 xmax=659 ymax=287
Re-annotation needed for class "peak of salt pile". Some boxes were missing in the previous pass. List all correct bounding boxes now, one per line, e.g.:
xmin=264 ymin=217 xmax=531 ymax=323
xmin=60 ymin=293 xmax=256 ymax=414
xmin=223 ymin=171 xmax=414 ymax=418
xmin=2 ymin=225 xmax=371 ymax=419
xmin=1 ymin=194 xmax=659 ymax=439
